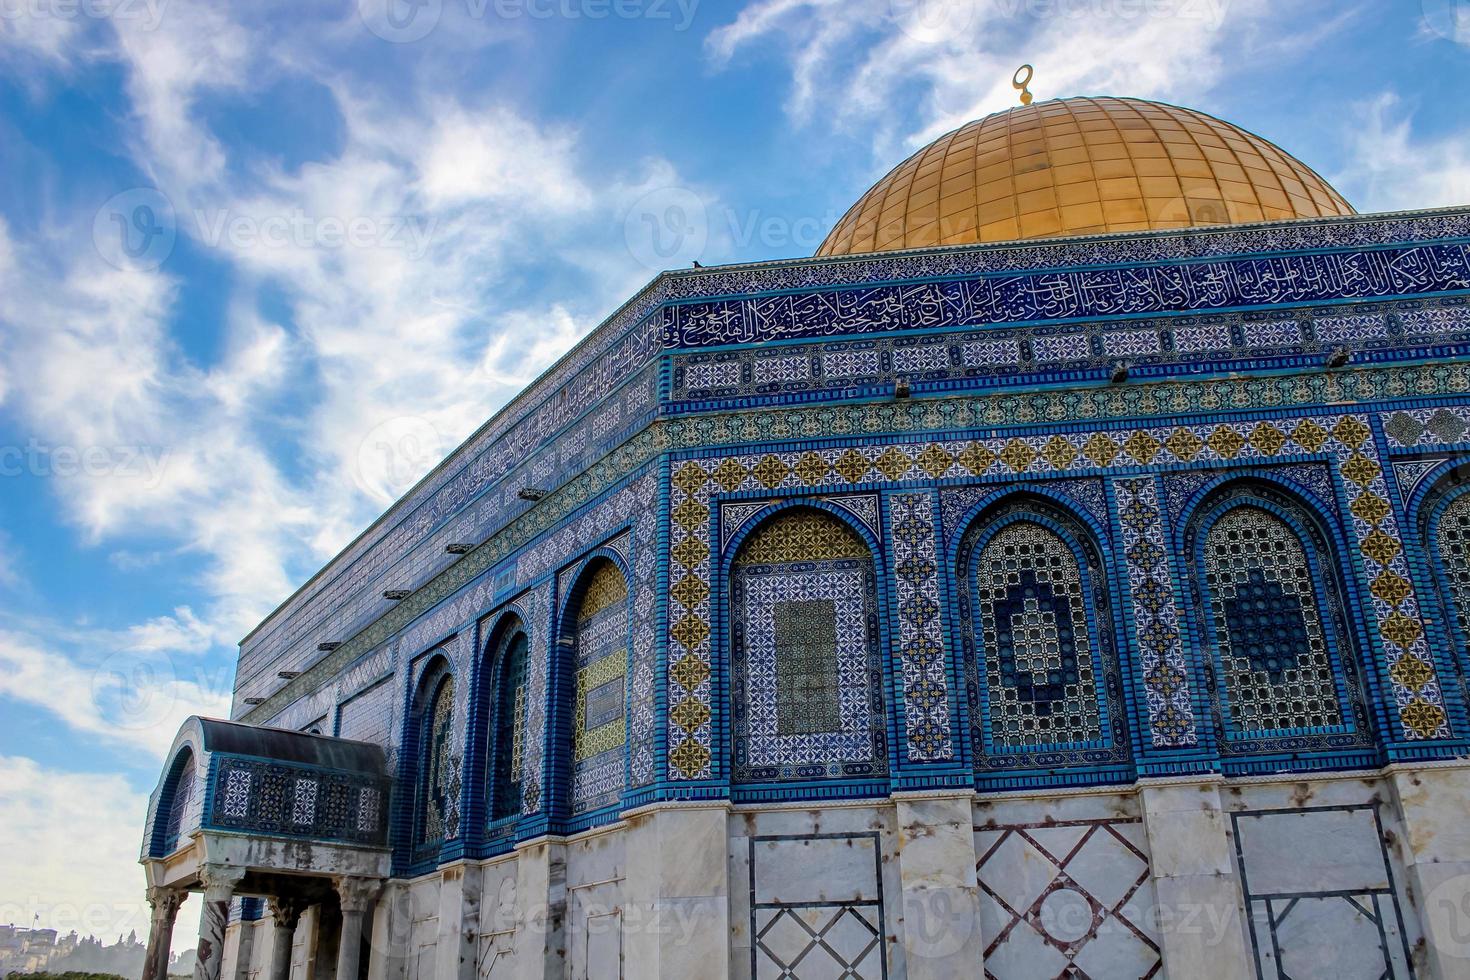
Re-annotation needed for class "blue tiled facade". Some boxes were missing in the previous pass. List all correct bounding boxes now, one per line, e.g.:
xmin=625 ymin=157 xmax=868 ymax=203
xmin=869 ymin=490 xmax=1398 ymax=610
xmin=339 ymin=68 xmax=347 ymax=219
xmin=222 ymin=208 xmax=1470 ymax=868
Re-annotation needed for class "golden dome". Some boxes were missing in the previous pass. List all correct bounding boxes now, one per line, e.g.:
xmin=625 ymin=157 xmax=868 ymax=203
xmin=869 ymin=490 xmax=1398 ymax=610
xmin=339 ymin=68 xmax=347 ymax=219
xmin=816 ymin=96 xmax=1354 ymax=257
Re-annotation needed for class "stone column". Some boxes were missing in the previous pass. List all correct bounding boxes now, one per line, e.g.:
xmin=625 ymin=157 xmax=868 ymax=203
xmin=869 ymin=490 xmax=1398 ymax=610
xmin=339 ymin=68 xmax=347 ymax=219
xmin=1138 ymin=777 xmax=1252 ymax=979
xmin=434 ymin=862 xmax=482 ymax=980
xmin=621 ymin=803 xmax=730 ymax=978
xmin=365 ymin=883 xmax=409 ymax=980
xmin=894 ymin=792 xmax=985 ymax=978
xmin=512 ymin=836 xmax=568 ymax=980
xmin=144 ymin=886 xmax=185 ymax=980
xmin=1386 ymin=762 xmax=1470 ymax=979
xmin=265 ymin=896 xmax=306 ymax=980
xmin=334 ymin=877 xmax=383 ymax=980
xmin=230 ymin=909 xmax=256 ymax=980
xmin=194 ymin=865 xmax=248 ymax=980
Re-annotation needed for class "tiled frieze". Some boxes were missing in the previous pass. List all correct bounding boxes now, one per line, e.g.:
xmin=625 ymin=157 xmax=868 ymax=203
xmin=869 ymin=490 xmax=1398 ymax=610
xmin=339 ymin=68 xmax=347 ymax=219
xmin=666 ymin=243 xmax=1470 ymax=349
xmin=667 ymin=414 xmax=1452 ymax=779
xmin=1114 ymin=477 xmax=1196 ymax=747
xmin=663 ymin=210 xmax=1470 ymax=304
xmin=887 ymin=492 xmax=954 ymax=762
xmin=670 ymin=300 xmax=1470 ymax=406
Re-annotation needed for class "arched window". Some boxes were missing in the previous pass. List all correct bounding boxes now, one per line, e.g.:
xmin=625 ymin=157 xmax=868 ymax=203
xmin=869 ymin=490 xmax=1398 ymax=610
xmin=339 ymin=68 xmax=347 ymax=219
xmin=566 ymin=559 xmax=628 ymax=815
xmin=958 ymin=501 xmax=1130 ymax=777
xmin=486 ymin=628 xmax=529 ymax=824
xmin=414 ymin=669 xmax=455 ymax=855
xmin=1432 ymin=490 xmax=1470 ymax=699
xmin=160 ymin=748 xmax=196 ymax=854
xmin=730 ymin=508 xmax=887 ymax=785
xmin=1187 ymin=487 xmax=1372 ymax=756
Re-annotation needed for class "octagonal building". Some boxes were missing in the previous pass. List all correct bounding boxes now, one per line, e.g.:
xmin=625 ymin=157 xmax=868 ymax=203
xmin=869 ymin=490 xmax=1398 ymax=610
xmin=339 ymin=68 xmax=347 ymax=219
xmin=142 ymin=96 xmax=1470 ymax=980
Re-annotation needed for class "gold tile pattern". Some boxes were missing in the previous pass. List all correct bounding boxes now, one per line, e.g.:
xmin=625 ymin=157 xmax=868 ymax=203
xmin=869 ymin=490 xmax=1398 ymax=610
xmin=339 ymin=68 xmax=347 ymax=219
xmin=817 ymin=97 xmax=1354 ymax=256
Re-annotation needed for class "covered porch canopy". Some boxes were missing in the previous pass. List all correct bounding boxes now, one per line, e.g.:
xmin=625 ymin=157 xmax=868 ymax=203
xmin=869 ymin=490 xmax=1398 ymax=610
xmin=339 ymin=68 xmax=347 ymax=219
xmin=140 ymin=717 xmax=393 ymax=980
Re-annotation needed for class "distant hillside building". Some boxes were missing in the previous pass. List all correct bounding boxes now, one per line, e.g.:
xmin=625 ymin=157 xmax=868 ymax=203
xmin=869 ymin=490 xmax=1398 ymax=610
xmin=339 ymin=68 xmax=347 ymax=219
xmin=141 ymin=96 xmax=1470 ymax=979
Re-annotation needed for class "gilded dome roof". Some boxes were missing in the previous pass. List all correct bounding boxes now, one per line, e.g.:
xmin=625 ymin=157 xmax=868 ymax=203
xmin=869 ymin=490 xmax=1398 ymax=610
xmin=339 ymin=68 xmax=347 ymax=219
xmin=816 ymin=96 xmax=1354 ymax=257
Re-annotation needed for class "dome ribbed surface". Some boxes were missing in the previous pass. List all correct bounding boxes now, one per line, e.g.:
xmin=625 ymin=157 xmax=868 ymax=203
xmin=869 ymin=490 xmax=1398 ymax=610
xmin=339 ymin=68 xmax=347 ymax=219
xmin=816 ymin=96 xmax=1354 ymax=256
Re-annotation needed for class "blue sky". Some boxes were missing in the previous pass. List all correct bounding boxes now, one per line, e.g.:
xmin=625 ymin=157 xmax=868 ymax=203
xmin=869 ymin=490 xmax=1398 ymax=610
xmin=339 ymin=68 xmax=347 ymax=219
xmin=0 ymin=0 xmax=1467 ymax=948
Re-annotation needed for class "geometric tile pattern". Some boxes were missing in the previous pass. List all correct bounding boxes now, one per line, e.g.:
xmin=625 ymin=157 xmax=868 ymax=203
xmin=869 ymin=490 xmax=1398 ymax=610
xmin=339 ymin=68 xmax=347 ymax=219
xmin=517 ymin=584 xmax=551 ymax=816
xmin=1393 ymin=457 xmax=1451 ymax=506
xmin=753 ymin=906 xmax=883 ymax=979
xmin=1115 ymin=477 xmax=1196 ymax=747
xmin=666 ymin=414 xmax=1451 ymax=777
xmin=419 ymin=674 xmax=455 ymax=847
xmin=487 ymin=632 xmax=528 ymax=824
xmin=569 ymin=560 xmax=629 ymax=814
xmin=888 ymin=492 xmax=955 ymax=762
xmin=976 ymin=818 xmax=1161 ymax=980
xmin=974 ymin=521 xmax=1103 ymax=749
xmin=1382 ymin=406 xmax=1470 ymax=448
xmin=730 ymin=515 xmax=887 ymax=782
xmin=1203 ymin=506 xmax=1344 ymax=734
xmin=208 ymin=756 xmax=389 ymax=846
xmin=1436 ymin=492 xmax=1470 ymax=687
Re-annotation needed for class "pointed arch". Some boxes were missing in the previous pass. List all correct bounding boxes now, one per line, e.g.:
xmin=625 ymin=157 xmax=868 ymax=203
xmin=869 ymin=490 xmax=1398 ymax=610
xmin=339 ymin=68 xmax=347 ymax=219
xmin=482 ymin=614 xmax=530 ymax=826
xmin=408 ymin=656 xmax=456 ymax=864
xmin=728 ymin=505 xmax=888 ymax=786
xmin=558 ymin=556 xmax=630 ymax=816
xmin=956 ymin=495 xmax=1132 ymax=781
xmin=155 ymin=746 xmax=198 ymax=856
xmin=1182 ymin=481 xmax=1374 ymax=758
xmin=1423 ymin=473 xmax=1470 ymax=708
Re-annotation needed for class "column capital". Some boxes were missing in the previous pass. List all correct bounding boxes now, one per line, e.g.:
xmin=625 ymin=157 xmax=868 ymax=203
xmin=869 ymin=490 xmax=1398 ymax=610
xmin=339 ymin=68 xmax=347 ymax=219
xmin=148 ymin=886 xmax=186 ymax=921
xmin=334 ymin=876 xmax=384 ymax=914
xmin=198 ymin=864 xmax=248 ymax=902
xmin=265 ymin=895 xmax=308 ymax=930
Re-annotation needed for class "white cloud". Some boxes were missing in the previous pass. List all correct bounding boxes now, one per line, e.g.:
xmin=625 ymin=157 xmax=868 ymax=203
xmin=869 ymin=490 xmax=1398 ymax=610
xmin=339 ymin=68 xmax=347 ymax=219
xmin=0 ymin=630 xmax=232 ymax=760
xmin=706 ymin=0 xmax=1300 ymax=160
xmin=1334 ymin=93 xmax=1470 ymax=213
xmin=0 ymin=757 xmax=161 ymax=946
xmin=417 ymin=105 xmax=591 ymax=212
